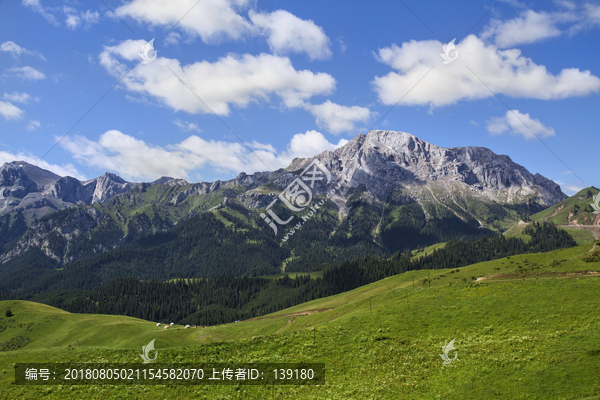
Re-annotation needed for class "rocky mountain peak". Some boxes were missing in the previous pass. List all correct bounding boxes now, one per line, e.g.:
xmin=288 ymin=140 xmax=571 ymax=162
xmin=86 ymin=172 xmax=134 ymax=204
xmin=291 ymin=130 xmax=566 ymax=207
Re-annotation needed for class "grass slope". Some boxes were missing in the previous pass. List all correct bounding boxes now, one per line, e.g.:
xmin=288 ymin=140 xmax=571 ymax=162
xmin=1 ymin=242 xmax=600 ymax=399
xmin=531 ymin=187 xmax=598 ymax=225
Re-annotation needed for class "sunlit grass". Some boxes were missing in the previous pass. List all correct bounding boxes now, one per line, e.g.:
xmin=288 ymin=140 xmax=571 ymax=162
xmin=1 ymin=242 xmax=600 ymax=399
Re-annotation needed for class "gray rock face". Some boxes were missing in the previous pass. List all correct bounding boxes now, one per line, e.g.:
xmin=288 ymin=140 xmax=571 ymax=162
xmin=152 ymin=177 xmax=188 ymax=186
xmin=0 ymin=164 xmax=135 ymax=218
xmin=290 ymin=130 xmax=566 ymax=207
xmin=44 ymin=176 xmax=92 ymax=204
xmin=0 ymin=162 xmax=39 ymax=199
xmin=84 ymin=173 xmax=135 ymax=204
xmin=239 ymin=192 xmax=277 ymax=208
xmin=0 ymin=206 xmax=105 ymax=264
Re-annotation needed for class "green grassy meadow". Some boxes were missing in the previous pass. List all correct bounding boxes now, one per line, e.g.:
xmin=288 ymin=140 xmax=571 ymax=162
xmin=1 ymin=242 xmax=600 ymax=399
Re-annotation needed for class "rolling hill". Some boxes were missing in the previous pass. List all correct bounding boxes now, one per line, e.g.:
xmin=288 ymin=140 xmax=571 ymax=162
xmin=1 ymin=240 xmax=599 ymax=398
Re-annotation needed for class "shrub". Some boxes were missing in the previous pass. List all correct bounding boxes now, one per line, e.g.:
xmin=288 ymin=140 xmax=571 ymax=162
xmin=5 ymin=309 xmax=13 ymax=317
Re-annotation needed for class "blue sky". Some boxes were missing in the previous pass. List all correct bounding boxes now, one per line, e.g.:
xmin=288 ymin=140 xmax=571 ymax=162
xmin=0 ymin=0 xmax=598 ymax=194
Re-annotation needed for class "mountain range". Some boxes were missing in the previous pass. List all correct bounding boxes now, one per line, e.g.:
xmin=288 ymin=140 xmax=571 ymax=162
xmin=0 ymin=130 xmax=578 ymax=293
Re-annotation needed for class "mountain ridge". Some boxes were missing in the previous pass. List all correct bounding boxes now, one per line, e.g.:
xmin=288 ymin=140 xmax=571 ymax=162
xmin=0 ymin=130 xmax=573 ymax=286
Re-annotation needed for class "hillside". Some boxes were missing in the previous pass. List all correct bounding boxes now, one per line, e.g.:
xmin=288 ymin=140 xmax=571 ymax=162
xmin=505 ymin=187 xmax=600 ymax=245
xmin=531 ymin=187 xmax=599 ymax=225
xmin=0 ymin=222 xmax=576 ymax=311
xmin=1 ymin=241 xmax=600 ymax=398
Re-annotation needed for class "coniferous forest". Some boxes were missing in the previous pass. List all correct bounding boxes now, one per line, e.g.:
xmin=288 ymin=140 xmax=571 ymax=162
xmin=0 ymin=222 xmax=575 ymax=326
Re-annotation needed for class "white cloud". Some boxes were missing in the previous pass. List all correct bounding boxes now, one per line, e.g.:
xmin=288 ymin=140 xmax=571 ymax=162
xmin=115 ymin=0 xmax=253 ymax=43
xmin=304 ymin=100 xmax=374 ymax=134
xmin=64 ymin=7 xmax=100 ymax=30
xmin=0 ymin=101 xmax=24 ymax=120
xmin=0 ymin=41 xmax=46 ymax=60
xmin=0 ymin=151 xmax=84 ymax=179
xmin=249 ymin=10 xmax=331 ymax=60
xmin=470 ymin=119 xmax=479 ymax=126
xmin=26 ymin=120 xmax=41 ymax=131
xmin=481 ymin=4 xmax=600 ymax=47
xmin=174 ymin=119 xmax=202 ymax=133
xmin=481 ymin=10 xmax=564 ymax=47
xmin=3 ymin=92 xmax=39 ymax=104
xmin=285 ymin=130 xmax=348 ymax=159
xmin=486 ymin=110 xmax=555 ymax=140
xmin=22 ymin=0 xmax=59 ymax=26
xmin=114 ymin=1 xmax=331 ymax=60
xmin=59 ymin=130 xmax=346 ymax=181
xmin=99 ymin=40 xmax=335 ymax=115
xmin=372 ymin=35 xmax=600 ymax=108
xmin=9 ymin=66 xmax=46 ymax=81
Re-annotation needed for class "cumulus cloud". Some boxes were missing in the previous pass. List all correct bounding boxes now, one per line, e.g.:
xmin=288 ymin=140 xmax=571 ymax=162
xmin=372 ymin=35 xmax=600 ymax=108
xmin=486 ymin=110 xmax=555 ymax=140
xmin=59 ymin=130 xmax=346 ymax=181
xmin=22 ymin=0 xmax=59 ymax=26
xmin=26 ymin=120 xmax=41 ymax=131
xmin=304 ymin=101 xmax=374 ymax=134
xmin=0 ymin=151 xmax=84 ymax=179
xmin=99 ymin=39 xmax=335 ymax=115
xmin=9 ymin=66 xmax=46 ymax=81
xmin=64 ymin=7 xmax=100 ymax=30
xmin=3 ymin=92 xmax=39 ymax=104
xmin=0 ymin=101 xmax=24 ymax=120
xmin=285 ymin=130 xmax=348 ymax=159
xmin=113 ymin=0 xmax=331 ymax=59
xmin=0 ymin=41 xmax=46 ymax=60
xmin=249 ymin=10 xmax=331 ymax=60
xmin=115 ymin=0 xmax=253 ymax=43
